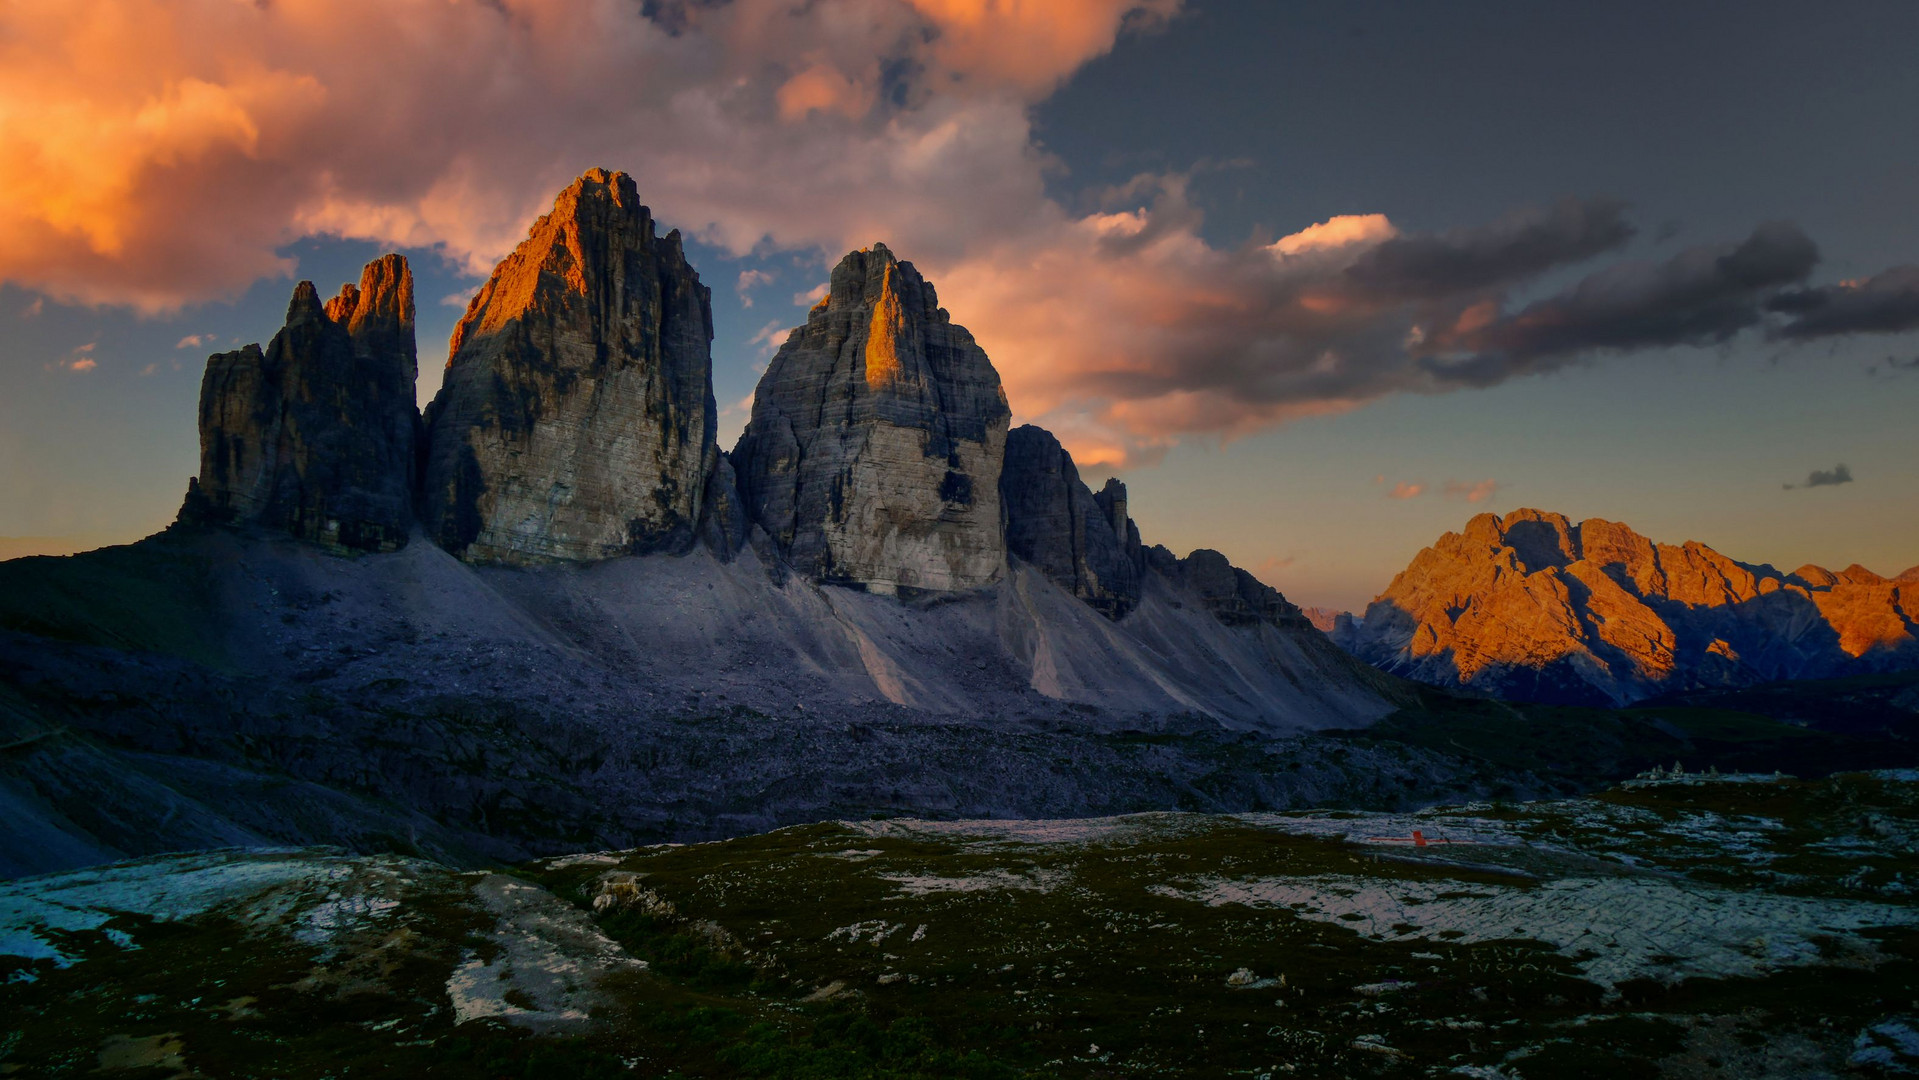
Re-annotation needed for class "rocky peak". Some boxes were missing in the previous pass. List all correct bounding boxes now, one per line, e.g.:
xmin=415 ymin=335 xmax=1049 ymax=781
xmin=1341 ymin=508 xmax=1919 ymax=705
xmin=323 ymin=253 xmax=416 ymax=376
xmin=422 ymin=168 xmax=717 ymax=564
xmin=1177 ymin=549 xmax=1310 ymax=628
xmin=1462 ymin=508 xmax=1579 ymax=572
xmin=1093 ymin=479 xmax=1130 ymax=549
xmin=181 ymin=258 xmax=420 ymax=552
xmin=999 ymin=426 xmax=1139 ymax=618
xmin=732 ymin=244 xmax=1010 ymax=595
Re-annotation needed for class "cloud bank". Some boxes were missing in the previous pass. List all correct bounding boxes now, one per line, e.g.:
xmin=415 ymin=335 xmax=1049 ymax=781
xmin=1 ymin=0 xmax=1912 ymax=466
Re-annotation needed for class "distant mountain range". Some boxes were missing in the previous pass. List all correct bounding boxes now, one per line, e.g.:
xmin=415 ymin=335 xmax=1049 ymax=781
xmin=1331 ymin=508 xmax=1918 ymax=706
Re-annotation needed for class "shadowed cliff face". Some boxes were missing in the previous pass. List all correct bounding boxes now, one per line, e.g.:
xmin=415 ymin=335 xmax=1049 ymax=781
xmin=1341 ymin=508 xmax=1919 ymax=705
xmin=422 ymin=168 xmax=717 ymax=565
xmin=732 ymin=244 xmax=1010 ymax=596
xmin=999 ymin=425 xmax=1140 ymax=619
xmin=182 ymin=254 xmax=418 ymax=552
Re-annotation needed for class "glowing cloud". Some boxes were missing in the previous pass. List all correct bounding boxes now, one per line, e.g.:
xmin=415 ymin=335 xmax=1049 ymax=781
xmin=1270 ymin=214 xmax=1396 ymax=257
xmin=1443 ymin=479 xmax=1500 ymax=504
xmin=0 ymin=0 xmax=1905 ymax=468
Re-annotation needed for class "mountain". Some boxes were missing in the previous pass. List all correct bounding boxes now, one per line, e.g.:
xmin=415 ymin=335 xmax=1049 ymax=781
xmin=422 ymin=168 xmax=717 ymax=564
xmin=732 ymin=244 xmax=1008 ymax=595
xmin=179 ymin=254 xmax=418 ymax=552
xmin=0 ymin=170 xmax=1413 ymax=879
xmin=1300 ymin=606 xmax=1348 ymax=633
xmin=999 ymin=425 xmax=1141 ymax=619
xmin=1337 ymin=508 xmax=1919 ymax=705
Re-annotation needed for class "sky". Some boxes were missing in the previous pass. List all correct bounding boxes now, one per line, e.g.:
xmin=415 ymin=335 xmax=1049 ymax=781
xmin=2 ymin=0 xmax=1915 ymax=609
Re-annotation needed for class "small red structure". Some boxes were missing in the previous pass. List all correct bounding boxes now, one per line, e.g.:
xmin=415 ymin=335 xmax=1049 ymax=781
xmin=1364 ymin=829 xmax=1475 ymax=846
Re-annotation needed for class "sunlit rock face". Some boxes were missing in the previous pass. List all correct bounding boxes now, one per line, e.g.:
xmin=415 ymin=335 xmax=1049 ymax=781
xmin=999 ymin=425 xmax=1139 ymax=619
xmin=733 ymin=244 xmax=1010 ymax=595
xmin=422 ymin=168 xmax=716 ymax=564
xmin=1343 ymin=508 xmax=1919 ymax=705
xmin=182 ymin=254 xmax=419 ymax=552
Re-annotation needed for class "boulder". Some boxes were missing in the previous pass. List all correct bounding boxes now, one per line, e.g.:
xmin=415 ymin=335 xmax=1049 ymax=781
xmin=422 ymin=168 xmax=716 ymax=564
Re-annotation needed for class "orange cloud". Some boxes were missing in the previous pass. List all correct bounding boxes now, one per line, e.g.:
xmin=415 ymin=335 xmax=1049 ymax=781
xmin=902 ymin=0 xmax=1182 ymax=95
xmin=1269 ymin=213 xmax=1396 ymax=257
xmin=48 ymin=343 xmax=98 ymax=372
xmin=777 ymin=64 xmax=875 ymax=121
xmin=1387 ymin=481 xmax=1425 ymax=500
xmin=0 ymin=1 xmax=1727 ymax=474
xmin=1450 ymin=299 xmax=1500 ymax=336
xmin=1444 ymin=479 xmax=1500 ymax=503
xmin=0 ymin=0 xmax=1176 ymax=312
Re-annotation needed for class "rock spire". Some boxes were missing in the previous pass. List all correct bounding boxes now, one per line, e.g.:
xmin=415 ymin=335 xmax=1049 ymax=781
xmin=182 ymin=254 xmax=419 ymax=551
xmin=999 ymin=425 xmax=1140 ymax=618
xmin=422 ymin=168 xmax=717 ymax=564
xmin=732 ymin=244 xmax=1010 ymax=595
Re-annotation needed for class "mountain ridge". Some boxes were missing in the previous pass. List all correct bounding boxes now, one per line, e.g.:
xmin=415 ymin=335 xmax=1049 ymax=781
xmin=1335 ymin=507 xmax=1919 ymax=705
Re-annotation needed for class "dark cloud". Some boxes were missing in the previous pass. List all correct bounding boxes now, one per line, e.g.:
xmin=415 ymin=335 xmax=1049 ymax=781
xmin=1769 ymin=264 xmax=1919 ymax=338
xmin=1784 ymin=463 xmax=1854 ymax=490
xmin=1422 ymin=222 xmax=1819 ymax=383
xmin=1344 ymin=196 xmax=1634 ymax=298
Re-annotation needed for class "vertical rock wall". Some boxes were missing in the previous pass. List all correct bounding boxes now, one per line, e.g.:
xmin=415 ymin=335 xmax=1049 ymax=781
xmin=422 ymin=168 xmax=716 ymax=564
xmin=183 ymin=254 xmax=419 ymax=552
xmin=999 ymin=425 xmax=1140 ymax=619
xmin=733 ymin=245 xmax=1010 ymax=595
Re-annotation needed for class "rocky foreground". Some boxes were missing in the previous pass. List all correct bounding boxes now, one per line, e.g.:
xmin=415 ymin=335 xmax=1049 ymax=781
xmin=4 ymin=771 xmax=1918 ymax=1076
xmin=1336 ymin=508 xmax=1919 ymax=706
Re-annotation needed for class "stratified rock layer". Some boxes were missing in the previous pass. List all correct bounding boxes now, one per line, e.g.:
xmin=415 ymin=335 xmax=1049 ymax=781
xmin=183 ymin=254 xmax=418 ymax=552
xmin=999 ymin=426 xmax=1139 ymax=618
xmin=733 ymin=245 xmax=1009 ymax=595
xmin=423 ymin=169 xmax=716 ymax=564
xmin=1343 ymin=508 xmax=1919 ymax=705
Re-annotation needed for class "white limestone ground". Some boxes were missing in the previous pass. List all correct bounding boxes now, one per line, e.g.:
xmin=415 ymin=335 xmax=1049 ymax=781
xmin=1234 ymin=809 xmax=1522 ymax=847
xmin=844 ymin=814 xmax=1172 ymax=847
xmin=881 ymin=868 xmax=1067 ymax=897
xmin=0 ymin=848 xmax=416 ymax=969
xmin=1150 ymin=873 xmax=1917 ymax=995
xmin=445 ymin=874 xmax=643 ymax=1031
xmin=1 ymin=849 xmax=644 ymax=1034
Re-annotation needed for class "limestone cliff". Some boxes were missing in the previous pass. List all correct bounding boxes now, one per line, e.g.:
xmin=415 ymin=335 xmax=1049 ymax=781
xmin=732 ymin=244 xmax=1009 ymax=595
xmin=181 ymin=254 xmax=418 ymax=552
xmin=1343 ymin=508 xmax=1919 ymax=704
xmin=422 ymin=169 xmax=716 ymax=564
xmin=999 ymin=425 xmax=1139 ymax=618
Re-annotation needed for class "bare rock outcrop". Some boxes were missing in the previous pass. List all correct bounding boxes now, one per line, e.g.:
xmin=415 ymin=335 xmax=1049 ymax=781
xmin=181 ymin=254 xmax=419 ymax=552
xmin=999 ymin=425 xmax=1139 ymax=618
xmin=1300 ymin=607 xmax=1348 ymax=634
xmin=732 ymin=244 xmax=1009 ymax=595
xmin=1171 ymin=548 xmax=1314 ymax=629
xmin=422 ymin=169 xmax=716 ymax=564
xmin=1343 ymin=508 xmax=1919 ymax=705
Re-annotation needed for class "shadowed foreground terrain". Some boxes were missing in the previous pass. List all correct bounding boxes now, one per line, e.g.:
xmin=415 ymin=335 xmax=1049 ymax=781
xmin=6 ymin=771 xmax=1919 ymax=1077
